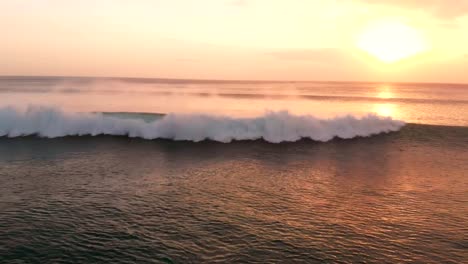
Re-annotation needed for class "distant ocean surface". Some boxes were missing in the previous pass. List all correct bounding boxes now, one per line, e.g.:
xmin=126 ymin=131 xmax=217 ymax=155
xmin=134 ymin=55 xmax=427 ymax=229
xmin=1 ymin=77 xmax=467 ymax=263
xmin=1 ymin=76 xmax=468 ymax=126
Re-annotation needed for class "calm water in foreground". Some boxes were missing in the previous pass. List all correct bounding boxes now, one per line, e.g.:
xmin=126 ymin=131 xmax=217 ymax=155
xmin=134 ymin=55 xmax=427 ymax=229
xmin=1 ymin=125 xmax=467 ymax=263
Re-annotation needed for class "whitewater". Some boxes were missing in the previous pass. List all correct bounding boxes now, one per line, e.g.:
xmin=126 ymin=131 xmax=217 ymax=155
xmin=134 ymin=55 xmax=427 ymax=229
xmin=0 ymin=106 xmax=405 ymax=143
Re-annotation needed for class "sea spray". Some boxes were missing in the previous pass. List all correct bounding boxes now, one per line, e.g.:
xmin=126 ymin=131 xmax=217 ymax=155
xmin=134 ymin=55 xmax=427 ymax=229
xmin=0 ymin=106 xmax=405 ymax=143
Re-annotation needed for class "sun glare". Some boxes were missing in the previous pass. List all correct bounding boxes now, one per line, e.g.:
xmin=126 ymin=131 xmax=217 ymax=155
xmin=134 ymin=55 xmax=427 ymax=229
xmin=374 ymin=103 xmax=396 ymax=117
xmin=376 ymin=85 xmax=394 ymax=99
xmin=357 ymin=20 xmax=427 ymax=63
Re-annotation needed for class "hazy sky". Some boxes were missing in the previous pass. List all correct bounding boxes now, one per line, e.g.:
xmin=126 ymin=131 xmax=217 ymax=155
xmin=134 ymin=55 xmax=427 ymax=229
xmin=1 ymin=0 xmax=468 ymax=82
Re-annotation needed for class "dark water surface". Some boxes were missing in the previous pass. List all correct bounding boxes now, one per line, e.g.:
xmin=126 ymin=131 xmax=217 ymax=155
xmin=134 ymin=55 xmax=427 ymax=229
xmin=1 ymin=125 xmax=467 ymax=263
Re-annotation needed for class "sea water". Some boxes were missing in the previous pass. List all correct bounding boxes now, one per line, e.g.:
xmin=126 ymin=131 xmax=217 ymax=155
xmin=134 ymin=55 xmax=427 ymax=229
xmin=0 ymin=77 xmax=467 ymax=263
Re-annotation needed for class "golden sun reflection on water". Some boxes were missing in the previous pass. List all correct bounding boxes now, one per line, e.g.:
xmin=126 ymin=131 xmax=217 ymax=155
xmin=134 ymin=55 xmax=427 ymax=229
xmin=376 ymin=85 xmax=394 ymax=99
xmin=374 ymin=85 xmax=401 ymax=119
xmin=374 ymin=103 xmax=397 ymax=117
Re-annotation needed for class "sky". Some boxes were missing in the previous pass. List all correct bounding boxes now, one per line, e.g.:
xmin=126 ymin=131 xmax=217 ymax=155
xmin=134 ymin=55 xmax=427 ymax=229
xmin=1 ymin=0 xmax=468 ymax=83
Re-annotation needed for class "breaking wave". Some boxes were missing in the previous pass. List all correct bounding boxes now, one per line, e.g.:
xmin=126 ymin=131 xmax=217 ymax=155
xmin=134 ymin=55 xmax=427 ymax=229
xmin=0 ymin=106 xmax=405 ymax=143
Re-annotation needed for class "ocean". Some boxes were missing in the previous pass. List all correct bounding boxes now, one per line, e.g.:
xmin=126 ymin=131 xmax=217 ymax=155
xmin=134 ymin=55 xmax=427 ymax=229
xmin=0 ymin=77 xmax=467 ymax=263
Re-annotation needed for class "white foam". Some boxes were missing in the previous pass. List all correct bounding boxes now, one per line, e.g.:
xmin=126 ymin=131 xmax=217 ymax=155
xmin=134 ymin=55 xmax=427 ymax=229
xmin=0 ymin=106 xmax=405 ymax=143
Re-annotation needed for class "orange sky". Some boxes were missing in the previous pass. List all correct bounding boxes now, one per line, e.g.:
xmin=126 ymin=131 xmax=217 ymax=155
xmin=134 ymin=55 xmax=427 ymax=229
xmin=1 ymin=0 xmax=468 ymax=83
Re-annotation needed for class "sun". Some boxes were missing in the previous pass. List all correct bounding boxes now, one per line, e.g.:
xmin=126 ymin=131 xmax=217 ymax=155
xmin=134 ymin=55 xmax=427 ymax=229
xmin=356 ymin=20 xmax=427 ymax=63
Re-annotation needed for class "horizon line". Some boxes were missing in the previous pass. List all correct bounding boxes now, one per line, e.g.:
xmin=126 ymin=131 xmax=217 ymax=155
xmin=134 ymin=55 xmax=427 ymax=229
xmin=0 ymin=74 xmax=467 ymax=86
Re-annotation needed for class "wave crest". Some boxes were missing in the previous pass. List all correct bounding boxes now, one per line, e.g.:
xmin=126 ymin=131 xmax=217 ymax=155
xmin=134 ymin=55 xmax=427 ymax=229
xmin=0 ymin=106 xmax=405 ymax=143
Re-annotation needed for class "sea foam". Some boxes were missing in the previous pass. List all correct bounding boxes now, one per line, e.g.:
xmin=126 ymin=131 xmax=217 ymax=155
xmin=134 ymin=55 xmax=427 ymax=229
xmin=0 ymin=106 xmax=405 ymax=143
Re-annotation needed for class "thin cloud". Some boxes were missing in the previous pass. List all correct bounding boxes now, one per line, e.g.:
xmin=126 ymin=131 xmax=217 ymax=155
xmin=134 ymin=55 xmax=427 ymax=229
xmin=360 ymin=0 xmax=468 ymax=19
xmin=268 ymin=49 xmax=352 ymax=63
xmin=228 ymin=0 xmax=249 ymax=7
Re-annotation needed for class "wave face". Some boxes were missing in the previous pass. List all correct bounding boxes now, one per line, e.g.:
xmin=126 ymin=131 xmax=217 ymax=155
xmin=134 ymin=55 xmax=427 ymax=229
xmin=0 ymin=106 xmax=405 ymax=143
